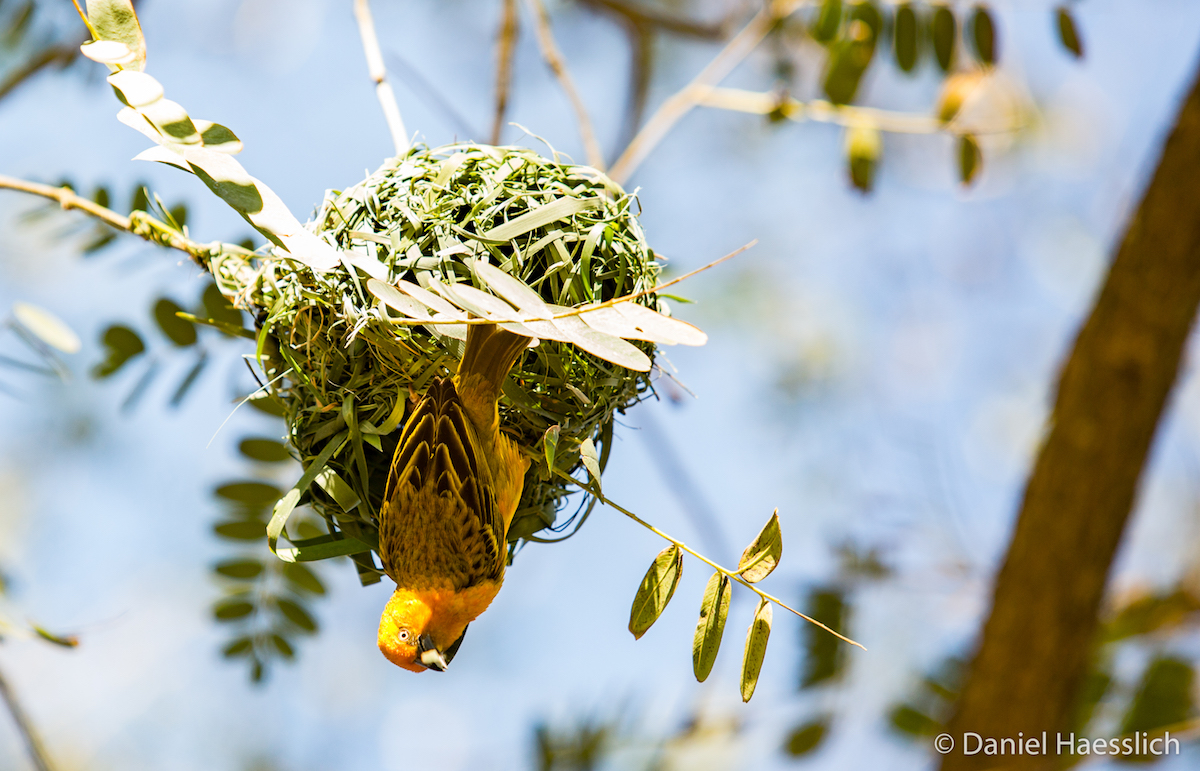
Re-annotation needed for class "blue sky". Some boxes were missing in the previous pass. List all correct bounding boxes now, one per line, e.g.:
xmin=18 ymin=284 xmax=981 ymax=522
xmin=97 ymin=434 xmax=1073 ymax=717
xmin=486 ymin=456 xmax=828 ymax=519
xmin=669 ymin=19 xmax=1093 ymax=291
xmin=3 ymin=1 xmax=1200 ymax=769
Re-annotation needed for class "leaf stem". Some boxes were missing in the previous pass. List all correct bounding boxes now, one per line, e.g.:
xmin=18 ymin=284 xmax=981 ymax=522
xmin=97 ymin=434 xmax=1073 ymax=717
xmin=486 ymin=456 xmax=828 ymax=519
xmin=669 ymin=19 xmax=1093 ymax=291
xmin=353 ymin=0 xmax=409 ymax=157
xmin=554 ymin=470 xmax=866 ymax=650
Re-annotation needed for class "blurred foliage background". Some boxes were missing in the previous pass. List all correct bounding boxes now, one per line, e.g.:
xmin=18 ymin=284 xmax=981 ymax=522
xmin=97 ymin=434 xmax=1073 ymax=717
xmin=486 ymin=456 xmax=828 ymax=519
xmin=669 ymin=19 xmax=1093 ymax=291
xmin=3 ymin=0 xmax=1200 ymax=769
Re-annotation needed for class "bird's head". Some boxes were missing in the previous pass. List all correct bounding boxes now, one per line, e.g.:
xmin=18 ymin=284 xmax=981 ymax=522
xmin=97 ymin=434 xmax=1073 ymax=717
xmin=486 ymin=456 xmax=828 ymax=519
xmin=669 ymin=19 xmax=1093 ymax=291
xmin=377 ymin=588 xmax=468 ymax=672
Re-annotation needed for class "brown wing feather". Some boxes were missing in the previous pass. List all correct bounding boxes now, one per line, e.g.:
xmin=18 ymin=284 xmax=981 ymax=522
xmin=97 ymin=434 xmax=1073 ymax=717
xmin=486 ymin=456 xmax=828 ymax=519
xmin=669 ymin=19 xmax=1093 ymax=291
xmin=380 ymin=378 xmax=504 ymax=587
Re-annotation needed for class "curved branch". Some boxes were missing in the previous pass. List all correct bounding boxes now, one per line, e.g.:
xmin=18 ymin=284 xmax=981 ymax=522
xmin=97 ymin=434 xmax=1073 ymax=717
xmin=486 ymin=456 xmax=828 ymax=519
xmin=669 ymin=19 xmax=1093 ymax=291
xmin=524 ymin=0 xmax=606 ymax=169
xmin=0 ymin=174 xmax=213 ymax=265
xmin=608 ymin=0 xmax=803 ymax=185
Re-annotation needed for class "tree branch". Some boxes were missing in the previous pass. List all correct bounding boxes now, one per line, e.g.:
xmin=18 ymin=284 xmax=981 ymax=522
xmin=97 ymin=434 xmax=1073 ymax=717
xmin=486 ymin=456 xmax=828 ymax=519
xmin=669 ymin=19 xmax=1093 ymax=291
xmin=490 ymin=0 xmax=520 ymax=145
xmin=524 ymin=0 xmax=605 ymax=169
xmin=0 ymin=39 xmax=84 ymax=105
xmin=608 ymin=0 xmax=802 ymax=185
xmin=0 ymin=662 xmax=56 ymax=771
xmin=353 ymin=0 xmax=409 ymax=156
xmin=940 ymin=63 xmax=1200 ymax=771
xmin=0 ymin=174 xmax=214 ymax=266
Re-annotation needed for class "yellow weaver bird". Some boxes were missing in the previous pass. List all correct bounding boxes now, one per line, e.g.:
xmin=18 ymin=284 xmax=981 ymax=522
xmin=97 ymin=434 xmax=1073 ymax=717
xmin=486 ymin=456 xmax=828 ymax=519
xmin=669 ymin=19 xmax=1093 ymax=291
xmin=377 ymin=322 xmax=532 ymax=672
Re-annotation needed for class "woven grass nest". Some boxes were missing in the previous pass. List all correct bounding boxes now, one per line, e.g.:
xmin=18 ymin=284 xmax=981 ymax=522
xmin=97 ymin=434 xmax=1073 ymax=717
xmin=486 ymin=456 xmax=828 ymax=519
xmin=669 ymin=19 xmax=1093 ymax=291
xmin=217 ymin=143 xmax=703 ymax=580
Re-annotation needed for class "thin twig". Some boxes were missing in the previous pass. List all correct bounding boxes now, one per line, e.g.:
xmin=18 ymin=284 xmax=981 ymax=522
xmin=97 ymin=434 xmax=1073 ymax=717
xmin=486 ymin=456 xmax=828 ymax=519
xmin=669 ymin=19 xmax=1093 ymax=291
xmin=353 ymin=0 xmax=409 ymax=157
xmin=0 ymin=174 xmax=212 ymax=265
xmin=555 ymin=470 xmax=866 ymax=650
xmin=608 ymin=0 xmax=803 ymax=184
xmin=523 ymin=0 xmax=605 ymax=169
xmin=0 ymin=662 xmax=56 ymax=771
xmin=577 ymin=0 xmax=726 ymax=155
xmin=491 ymin=0 xmax=521 ymax=145
xmin=617 ymin=17 xmax=655 ymax=157
xmin=697 ymin=86 xmax=1024 ymax=136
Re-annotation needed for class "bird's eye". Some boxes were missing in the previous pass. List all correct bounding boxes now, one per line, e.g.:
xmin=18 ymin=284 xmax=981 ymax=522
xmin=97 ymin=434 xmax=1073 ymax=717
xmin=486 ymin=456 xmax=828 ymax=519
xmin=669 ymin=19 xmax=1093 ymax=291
xmin=397 ymin=629 xmax=410 ymax=643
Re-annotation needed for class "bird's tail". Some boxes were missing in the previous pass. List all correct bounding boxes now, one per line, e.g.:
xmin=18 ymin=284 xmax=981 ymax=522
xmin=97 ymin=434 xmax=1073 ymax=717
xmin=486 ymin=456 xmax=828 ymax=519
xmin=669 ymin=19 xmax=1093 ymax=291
xmin=455 ymin=323 xmax=530 ymax=405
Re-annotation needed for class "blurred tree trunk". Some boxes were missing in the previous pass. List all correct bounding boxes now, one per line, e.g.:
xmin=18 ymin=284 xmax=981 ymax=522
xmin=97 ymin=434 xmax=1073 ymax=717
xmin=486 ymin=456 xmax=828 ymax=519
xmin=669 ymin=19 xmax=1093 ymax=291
xmin=939 ymin=65 xmax=1200 ymax=770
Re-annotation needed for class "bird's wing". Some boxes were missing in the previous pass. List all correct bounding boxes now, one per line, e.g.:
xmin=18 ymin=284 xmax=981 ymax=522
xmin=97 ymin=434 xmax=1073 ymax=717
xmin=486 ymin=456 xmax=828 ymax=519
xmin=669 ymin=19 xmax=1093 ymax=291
xmin=383 ymin=379 xmax=505 ymax=586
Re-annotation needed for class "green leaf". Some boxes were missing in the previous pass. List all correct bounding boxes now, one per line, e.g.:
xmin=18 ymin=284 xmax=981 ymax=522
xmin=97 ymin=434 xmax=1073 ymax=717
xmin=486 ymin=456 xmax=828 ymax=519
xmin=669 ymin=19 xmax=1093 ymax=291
xmin=959 ymin=134 xmax=982 ymax=186
xmin=93 ymin=324 xmax=144 ymax=377
xmin=170 ymin=350 xmax=207 ymax=406
xmin=174 ymin=311 xmax=254 ymax=340
xmin=1119 ymin=656 xmax=1194 ymax=742
xmin=368 ymin=278 xmax=432 ymax=320
xmin=550 ymin=312 xmax=652 ymax=372
xmin=802 ymin=589 xmax=848 ymax=687
xmin=931 ymin=5 xmax=956 ymax=72
xmin=628 ymin=544 xmax=683 ymax=640
xmin=247 ymin=393 xmax=286 ymax=417
xmin=213 ymin=520 xmax=265 ymax=541
xmin=577 ymin=303 xmax=707 ymax=346
xmin=214 ymin=559 xmax=263 ymax=579
xmin=195 ymin=120 xmax=243 ymax=154
xmin=737 ymin=509 xmax=782 ymax=583
xmin=275 ymin=598 xmax=317 ymax=633
xmin=213 ymin=599 xmax=254 ymax=621
xmin=31 ymin=625 xmax=79 ymax=648
xmin=1055 ymin=6 xmax=1083 ymax=58
xmin=888 ymin=704 xmax=942 ymax=737
xmin=784 ymin=718 xmax=830 ymax=757
xmin=544 ymin=425 xmax=561 ymax=471
xmin=238 ymin=438 xmax=292 ymax=463
xmin=12 ymin=303 xmax=81 ymax=353
xmin=969 ymin=5 xmax=997 ymax=65
xmin=214 ymin=482 xmax=283 ymax=506
xmin=153 ymin=298 xmax=197 ymax=346
xmin=314 ymin=468 xmax=360 ymax=511
xmin=811 ymin=0 xmax=842 ymax=43
xmin=275 ymin=533 xmax=373 ymax=563
xmin=168 ymin=203 xmax=189 ymax=229
xmin=201 ymin=282 xmax=245 ymax=330
xmin=893 ymin=4 xmax=919 ymax=73
xmin=84 ymin=0 xmax=146 ymax=71
xmin=479 ymin=196 xmax=602 ymax=242
xmin=740 ymin=598 xmax=773 ymax=702
xmin=822 ymin=35 xmax=875 ymax=105
xmin=282 ymin=562 xmax=325 ymax=595
xmin=692 ymin=571 xmax=731 ymax=683
xmin=270 ymin=633 xmax=295 ymax=659
xmin=267 ymin=435 xmax=344 ymax=556
xmin=1101 ymin=588 xmax=1200 ymax=643
xmin=845 ymin=124 xmax=881 ymax=193
xmin=129 ymin=183 xmax=150 ymax=213
xmin=579 ymin=437 xmax=601 ymax=489
xmin=222 ymin=637 xmax=253 ymax=658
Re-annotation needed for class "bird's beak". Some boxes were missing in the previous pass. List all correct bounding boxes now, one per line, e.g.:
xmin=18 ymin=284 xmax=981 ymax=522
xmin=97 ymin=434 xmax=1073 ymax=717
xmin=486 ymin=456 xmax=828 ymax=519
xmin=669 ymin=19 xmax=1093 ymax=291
xmin=417 ymin=633 xmax=449 ymax=672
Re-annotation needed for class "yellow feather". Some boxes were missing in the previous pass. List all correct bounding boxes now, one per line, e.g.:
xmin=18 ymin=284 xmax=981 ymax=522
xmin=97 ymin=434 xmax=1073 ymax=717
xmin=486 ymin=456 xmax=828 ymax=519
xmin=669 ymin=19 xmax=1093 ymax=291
xmin=377 ymin=323 xmax=532 ymax=671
